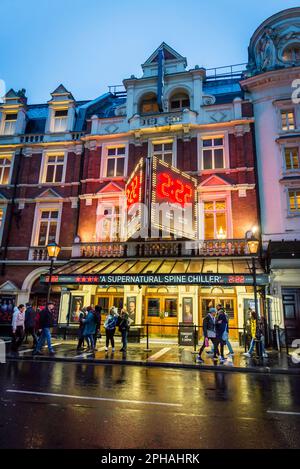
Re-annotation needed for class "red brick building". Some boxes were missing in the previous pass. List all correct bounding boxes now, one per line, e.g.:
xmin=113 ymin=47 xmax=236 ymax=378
xmin=0 ymin=44 xmax=266 ymax=334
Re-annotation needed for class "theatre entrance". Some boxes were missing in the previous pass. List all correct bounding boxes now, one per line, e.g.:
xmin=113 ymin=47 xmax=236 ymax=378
xmin=95 ymin=290 xmax=124 ymax=315
xmin=144 ymin=288 xmax=178 ymax=336
xmin=200 ymin=290 xmax=238 ymax=340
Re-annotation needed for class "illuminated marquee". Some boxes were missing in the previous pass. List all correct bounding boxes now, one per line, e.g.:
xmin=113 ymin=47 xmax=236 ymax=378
xmin=151 ymin=157 xmax=197 ymax=239
xmin=125 ymin=158 xmax=145 ymax=239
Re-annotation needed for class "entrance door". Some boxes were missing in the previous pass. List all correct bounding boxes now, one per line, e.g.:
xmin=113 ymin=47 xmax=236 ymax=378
xmin=97 ymin=295 xmax=124 ymax=316
xmin=201 ymin=297 xmax=238 ymax=339
xmin=145 ymin=296 xmax=178 ymax=336
xmin=282 ymin=288 xmax=300 ymax=342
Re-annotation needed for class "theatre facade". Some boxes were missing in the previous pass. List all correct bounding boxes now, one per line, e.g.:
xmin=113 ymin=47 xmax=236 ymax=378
xmin=0 ymin=41 xmax=268 ymax=336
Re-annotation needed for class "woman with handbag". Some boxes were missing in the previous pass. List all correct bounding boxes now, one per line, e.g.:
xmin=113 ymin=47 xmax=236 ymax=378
xmin=196 ymin=307 xmax=219 ymax=363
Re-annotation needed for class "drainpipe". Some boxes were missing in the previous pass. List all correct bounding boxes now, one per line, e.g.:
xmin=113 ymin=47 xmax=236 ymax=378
xmin=74 ymin=142 xmax=85 ymax=239
xmin=1 ymin=147 xmax=23 ymax=276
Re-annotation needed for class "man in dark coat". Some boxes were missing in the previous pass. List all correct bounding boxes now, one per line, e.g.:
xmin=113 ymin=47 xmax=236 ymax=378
xmin=24 ymin=303 xmax=38 ymax=348
xmin=33 ymin=302 xmax=55 ymax=356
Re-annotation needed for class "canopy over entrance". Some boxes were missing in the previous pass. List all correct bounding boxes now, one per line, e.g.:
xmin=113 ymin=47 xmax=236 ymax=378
xmin=40 ymin=258 xmax=269 ymax=286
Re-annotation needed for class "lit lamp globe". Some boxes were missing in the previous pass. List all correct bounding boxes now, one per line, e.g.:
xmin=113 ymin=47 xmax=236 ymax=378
xmin=46 ymin=242 xmax=61 ymax=259
xmin=247 ymin=235 xmax=259 ymax=255
xmin=217 ymin=227 xmax=226 ymax=240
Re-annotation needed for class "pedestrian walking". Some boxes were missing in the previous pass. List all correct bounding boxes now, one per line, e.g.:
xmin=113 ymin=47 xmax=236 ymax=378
xmin=215 ymin=308 xmax=228 ymax=363
xmin=93 ymin=305 xmax=102 ymax=349
xmin=77 ymin=308 xmax=87 ymax=350
xmin=24 ymin=303 xmax=38 ymax=348
xmin=217 ymin=304 xmax=234 ymax=357
xmin=83 ymin=306 xmax=97 ymax=352
xmin=196 ymin=307 xmax=219 ymax=363
xmin=11 ymin=304 xmax=26 ymax=352
xmin=118 ymin=308 xmax=130 ymax=352
xmin=33 ymin=302 xmax=56 ymax=356
xmin=104 ymin=307 xmax=118 ymax=352
xmin=243 ymin=311 xmax=268 ymax=358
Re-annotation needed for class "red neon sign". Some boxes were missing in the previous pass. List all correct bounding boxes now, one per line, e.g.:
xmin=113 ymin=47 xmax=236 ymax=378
xmin=157 ymin=172 xmax=193 ymax=207
xmin=126 ymin=174 xmax=141 ymax=209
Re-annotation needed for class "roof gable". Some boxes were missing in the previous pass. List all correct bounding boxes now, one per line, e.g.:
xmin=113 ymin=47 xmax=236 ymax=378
xmin=199 ymin=175 xmax=231 ymax=187
xmin=143 ymin=42 xmax=187 ymax=66
xmin=37 ymin=188 xmax=62 ymax=199
xmin=97 ymin=182 xmax=124 ymax=194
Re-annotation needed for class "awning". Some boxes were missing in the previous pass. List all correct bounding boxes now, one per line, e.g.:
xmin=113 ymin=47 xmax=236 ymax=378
xmin=40 ymin=258 xmax=269 ymax=286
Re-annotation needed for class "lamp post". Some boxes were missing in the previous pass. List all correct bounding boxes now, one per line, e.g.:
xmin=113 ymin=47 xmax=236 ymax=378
xmin=246 ymin=231 xmax=260 ymax=317
xmin=46 ymin=242 xmax=61 ymax=303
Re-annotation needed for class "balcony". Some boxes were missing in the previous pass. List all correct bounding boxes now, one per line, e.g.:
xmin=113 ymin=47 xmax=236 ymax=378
xmin=28 ymin=247 xmax=71 ymax=261
xmin=72 ymin=239 xmax=250 ymax=259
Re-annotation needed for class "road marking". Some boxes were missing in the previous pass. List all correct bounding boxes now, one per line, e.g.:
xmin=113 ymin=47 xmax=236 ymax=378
xmin=6 ymin=389 xmax=182 ymax=408
xmin=267 ymin=410 xmax=300 ymax=416
xmin=147 ymin=347 xmax=171 ymax=361
xmin=73 ymin=346 xmax=106 ymax=359
xmin=19 ymin=341 xmax=64 ymax=355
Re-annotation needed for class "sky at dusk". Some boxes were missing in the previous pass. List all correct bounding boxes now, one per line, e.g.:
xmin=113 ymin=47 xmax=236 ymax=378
xmin=0 ymin=0 xmax=299 ymax=103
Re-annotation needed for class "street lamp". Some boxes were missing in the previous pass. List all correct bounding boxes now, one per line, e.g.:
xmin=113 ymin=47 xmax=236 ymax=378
xmin=46 ymin=242 xmax=61 ymax=303
xmin=246 ymin=230 xmax=260 ymax=317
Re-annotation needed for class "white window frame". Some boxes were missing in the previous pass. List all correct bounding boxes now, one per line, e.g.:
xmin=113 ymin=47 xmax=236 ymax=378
xmin=170 ymin=94 xmax=190 ymax=111
xmin=0 ymin=205 xmax=7 ymax=244
xmin=53 ymin=108 xmax=68 ymax=133
xmin=287 ymin=188 xmax=300 ymax=215
xmin=283 ymin=145 xmax=300 ymax=172
xmin=198 ymin=132 xmax=229 ymax=171
xmin=280 ymin=109 xmax=296 ymax=132
xmin=40 ymin=151 xmax=67 ymax=183
xmin=96 ymin=196 xmax=126 ymax=241
xmin=100 ymin=142 xmax=129 ymax=179
xmin=198 ymin=192 xmax=233 ymax=240
xmin=151 ymin=137 xmax=177 ymax=167
xmin=1 ymin=113 xmax=17 ymax=136
xmin=0 ymin=152 xmax=14 ymax=185
xmin=31 ymin=203 xmax=62 ymax=247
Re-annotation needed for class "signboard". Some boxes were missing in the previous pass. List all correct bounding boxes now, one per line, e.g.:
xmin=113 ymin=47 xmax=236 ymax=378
xmin=41 ymin=273 xmax=270 ymax=286
xmin=125 ymin=158 xmax=144 ymax=239
xmin=178 ymin=324 xmax=195 ymax=346
xmin=0 ymin=295 xmax=15 ymax=324
xmin=151 ymin=157 xmax=197 ymax=239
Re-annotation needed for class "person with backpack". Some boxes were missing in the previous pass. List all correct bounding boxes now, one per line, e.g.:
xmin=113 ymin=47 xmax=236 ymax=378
xmin=11 ymin=304 xmax=26 ymax=352
xmin=104 ymin=307 xmax=118 ymax=352
xmin=196 ymin=307 xmax=219 ymax=363
xmin=118 ymin=308 xmax=130 ymax=352
xmin=24 ymin=303 xmax=38 ymax=348
xmin=83 ymin=306 xmax=97 ymax=352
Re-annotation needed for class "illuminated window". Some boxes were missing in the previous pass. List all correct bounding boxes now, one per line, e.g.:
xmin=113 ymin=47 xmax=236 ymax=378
xmin=282 ymin=44 xmax=300 ymax=63
xmin=140 ymin=95 xmax=159 ymax=115
xmin=98 ymin=206 xmax=120 ymax=241
xmin=164 ymin=298 xmax=177 ymax=317
xmin=170 ymin=93 xmax=190 ymax=111
xmin=2 ymin=113 xmax=17 ymax=135
xmin=0 ymin=155 xmax=12 ymax=185
xmin=281 ymin=110 xmax=295 ymax=131
xmin=0 ymin=208 xmax=5 ymax=243
xmin=204 ymin=200 xmax=227 ymax=239
xmin=36 ymin=210 xmax=59 ymax=246
xmin=105 ymin=147 xmax=126 ymax=177
xmin=202 ymin=138 xmax=224 ymax=169
xmin=153 ymin=141 xmax=174 ymax=165
xmin=53 ymin=109 xmax=68 ymax=132
xmin=288 ymin=189 xmax=300 ymax=213
xmin=43 ymin=153 xmax=65 ymax=183
xmin=284 ymin=147 xmax=300 ymax=171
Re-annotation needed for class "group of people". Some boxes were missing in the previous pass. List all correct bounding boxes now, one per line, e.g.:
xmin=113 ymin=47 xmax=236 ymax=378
xmin=77 ymin=306 xmax=131 ymax=353
xmin=11 ymin=302 xmax=57 ymax=355
xmin=196 ymin=303 xmax=268 ymax=364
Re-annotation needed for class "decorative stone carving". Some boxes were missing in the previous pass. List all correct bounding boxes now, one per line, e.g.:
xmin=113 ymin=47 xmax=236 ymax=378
xmin=209 ymin=111 xmax=227 ymax=123
xmin=104 ymin=124 xmax=119 ymax=134
xmin=202 ymin=95 xmax=216 ymax=106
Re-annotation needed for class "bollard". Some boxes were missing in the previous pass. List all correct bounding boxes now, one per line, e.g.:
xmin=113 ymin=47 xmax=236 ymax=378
xmin=284 ymin=327 xmax=289 ymax=356
xmin=143 ymin=323 xmax=152 ymax=352
xmin=194 ymin=325 xmax=197 ymax=353
xmin=244 ymin=327 xmax=247 ymax=352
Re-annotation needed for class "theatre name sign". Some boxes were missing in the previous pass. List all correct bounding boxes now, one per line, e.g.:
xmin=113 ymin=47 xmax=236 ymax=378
xmin=40 ymin=273 xmax=269 ymax=286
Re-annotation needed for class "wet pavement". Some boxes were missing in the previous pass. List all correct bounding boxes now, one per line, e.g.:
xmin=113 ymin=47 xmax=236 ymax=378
xmin=2 ymin=337 xmax=300 ymax=374
xmin=0 ymin=360 xmax=300 ymax=449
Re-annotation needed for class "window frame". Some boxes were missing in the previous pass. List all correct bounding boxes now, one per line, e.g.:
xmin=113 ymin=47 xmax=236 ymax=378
xmin=31 ymin=203 xmax=62 ymax=247
xmin=0 ymin=153 xmax=14 ymax=185
xmin=151 ymin=137 xmax=177 ymax=167
xmin=280 ymin=109 xmax=296 ymax=132
xmin=53 ymin=108 xmax=68 ymax=133
xmin=40 ymin=151 xmax=67 ymax=184
xmin=101 ymin=142 xmax=128 ymax=179
xmin=198 ymin=192 xmax=233 ymax=240
xmin=0 ymin=204 xmax=7 ymax=245
xmin=287 ymin=188 xmax=300 ymax=215
xmin=198 ymin=133 xmax=229 ymax=171
xmin=283 ymin=145 xmax=300 ymax=172
xmin=1 ymin=113 xmax=17 ymax=136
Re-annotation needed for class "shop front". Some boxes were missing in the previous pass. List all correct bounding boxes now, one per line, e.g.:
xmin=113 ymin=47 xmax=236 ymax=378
xmin=40 ymin=258 xmax=269 ymax=338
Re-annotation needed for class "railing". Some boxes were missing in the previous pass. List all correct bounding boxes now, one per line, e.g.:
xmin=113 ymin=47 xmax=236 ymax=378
xmin=108 ymin=84 xmax=127 ymax=97
xmin=206 ymin=63 xmax=247 ymax=81
xmin=140 ymin=111 xmax=183 ymax=127
xmin=29 ymin=247 xmax=49 ymax=261
xmin=20 ymin=134 xmax=44 ymax=143
xmin=72 ymin=239 xmax=249 ymax=258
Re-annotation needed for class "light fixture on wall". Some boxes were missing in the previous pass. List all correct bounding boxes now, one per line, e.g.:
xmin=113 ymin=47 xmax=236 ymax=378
xmin=217 ymin=227 xmax=226 ymax=240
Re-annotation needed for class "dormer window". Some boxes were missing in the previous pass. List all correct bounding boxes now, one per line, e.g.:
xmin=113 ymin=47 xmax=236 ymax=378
xmin=2 ymin=113 xmax=17 ymax=135
xmin=53 ymin=109 xmax=68 ymax=132
xmin=140 ymin=93 xmax=159 ymax=115
xmin=282 ymin=44 xmax=300 ymax=63
xmin=170 ymin=93 xmax=190 ymax=111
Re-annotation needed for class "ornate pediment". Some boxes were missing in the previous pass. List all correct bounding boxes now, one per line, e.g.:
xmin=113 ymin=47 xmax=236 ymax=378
xmin=37 ymin=188 xmax=61 ymax=199
xmin=97 ymin=182 xmax=124 ymax=194
xmin=199 ymin=175 xmax=231 ymax=188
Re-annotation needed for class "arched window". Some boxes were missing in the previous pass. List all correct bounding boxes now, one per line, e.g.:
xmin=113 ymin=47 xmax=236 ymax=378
xmin=282 ymin=44 xmax=300 ymax=63
xmin=139 ymin=93 xmax=159 ymax=115
xmin=170 ymin=92 xmax=190 ymax=111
